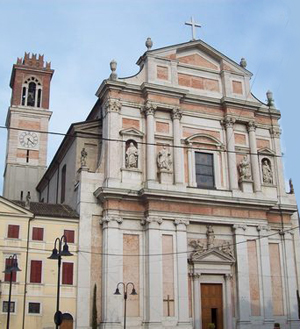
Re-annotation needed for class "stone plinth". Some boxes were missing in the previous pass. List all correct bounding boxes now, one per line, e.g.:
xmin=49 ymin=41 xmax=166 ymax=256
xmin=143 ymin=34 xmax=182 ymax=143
xmin=158 ymin=170 xmax=173 ymax=184
xmin=239 ymin=179 xmax=253 ymax=193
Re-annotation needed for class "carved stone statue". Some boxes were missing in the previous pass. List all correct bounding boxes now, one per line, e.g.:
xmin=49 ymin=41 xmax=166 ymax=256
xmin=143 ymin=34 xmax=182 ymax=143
xmin=239 ymin=156 xmax=251 ymax=180
xmin=81 ymin=148 xmax=88 ymax=167
xmin=206 ymin=225 xmax=215 ymax=249
xmin=262 ymin=159 xmax=273 ymax=184
xmin=219 ymin=241 xmax=234 ymax=258
xmin=157 ymin=146 xmax=172 ymax=171
xmin=289 ymin=178 xmax=295 ymax=194
xmin=125 ymin=142 xmax=138 ymax=168
xmin=189 ymin=239 xmax=206 ymax=253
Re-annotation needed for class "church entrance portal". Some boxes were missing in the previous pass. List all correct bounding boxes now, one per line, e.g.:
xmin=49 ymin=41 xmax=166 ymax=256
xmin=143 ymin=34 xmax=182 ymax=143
xmin=201 ymin=283 xmax=223 ymax=329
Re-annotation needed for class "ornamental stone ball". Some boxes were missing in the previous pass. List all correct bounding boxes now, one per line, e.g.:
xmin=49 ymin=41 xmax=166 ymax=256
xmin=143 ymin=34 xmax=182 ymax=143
xmin=145 ymin=37 xmax=153 ymax=50
xmin=109 ymin=59 xmax=117 ymax=80
xmin=240 ymin=57 xmax=247 ymax=68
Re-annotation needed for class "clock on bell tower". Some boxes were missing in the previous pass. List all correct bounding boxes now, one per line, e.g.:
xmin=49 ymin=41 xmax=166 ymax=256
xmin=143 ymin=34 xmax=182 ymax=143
xmin=3 ymin=53 xmax=54 ymax=201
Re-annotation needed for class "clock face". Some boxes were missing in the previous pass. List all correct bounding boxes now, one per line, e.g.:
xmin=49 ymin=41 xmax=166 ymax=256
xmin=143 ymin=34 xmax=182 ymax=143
xmin=19 ymin=131 xmax=39 ymax=148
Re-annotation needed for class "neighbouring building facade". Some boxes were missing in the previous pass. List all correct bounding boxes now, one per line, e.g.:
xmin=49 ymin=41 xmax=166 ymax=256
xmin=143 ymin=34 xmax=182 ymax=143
xmin=2 ymin=37 xmax=300 ymax=329
xmin=0 ymin=196 xmax=79 ymax=328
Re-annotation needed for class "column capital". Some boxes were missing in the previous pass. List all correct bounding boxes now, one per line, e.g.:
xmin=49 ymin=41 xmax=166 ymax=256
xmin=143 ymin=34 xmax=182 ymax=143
xmin=224 ymin=273 xmax=233 ymax=281
xmin=232 ymin=224 xmax=247 ymax=234
xmin=257 ymin=225 xmax=270 ymax=234
xmin=142 ymin=101 xmax=157 ymax=116
xmin=247 ymin=120 xmax=257 ymax=132
xmin=174 ymin=218 xmax=190 ymax=227
xmin=100 ymin=214 xmax=123 ymax=225
xmin=189 ymin=272 xmax=201 ymax=279
xmin=141 ymin=215 xmax=163 ymax=226
xmin=222 ymin=116 xmax=236 ymax=128
xmin=171 ymin=107 xmax=182 ymax=121
xmin=269 ymin=127 xmax=281 ymax=138
xmin=104 ymin=97 xmax=122 ymax=114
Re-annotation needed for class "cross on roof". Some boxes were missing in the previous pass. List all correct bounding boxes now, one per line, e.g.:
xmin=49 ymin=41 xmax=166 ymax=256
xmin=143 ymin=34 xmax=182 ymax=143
xmin=185 ymin=16 xmax=201 ymax=41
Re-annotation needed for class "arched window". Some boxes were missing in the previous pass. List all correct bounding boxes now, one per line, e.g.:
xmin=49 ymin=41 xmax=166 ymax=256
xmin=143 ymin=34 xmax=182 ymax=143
xmin=22 ymin=77 xmax=42 ymax=108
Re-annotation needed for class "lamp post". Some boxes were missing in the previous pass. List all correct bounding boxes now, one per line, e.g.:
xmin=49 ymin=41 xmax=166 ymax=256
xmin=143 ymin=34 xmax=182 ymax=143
xmin=48 ymin=235 xmax=73 ymax=328
xmin=3 ymin=254 xmax=21 ymax=329
xmin=114 ymin=281 xmax=137 ymax=329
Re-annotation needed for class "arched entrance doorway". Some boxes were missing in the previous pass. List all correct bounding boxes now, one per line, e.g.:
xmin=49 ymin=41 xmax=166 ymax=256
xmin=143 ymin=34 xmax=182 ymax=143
xmin=60 ymin=313 xmax=74 ymax=329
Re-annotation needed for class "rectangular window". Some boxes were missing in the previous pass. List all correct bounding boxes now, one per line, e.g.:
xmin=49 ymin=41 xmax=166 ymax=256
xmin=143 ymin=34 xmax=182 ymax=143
xmin=28 ymin=302 xmax=41 ymax=314
xmin=61 ymin=165 xmax=66 ymax=203
xmin=62 ymin=262 xmax=73 ymax=285
xmin=195 ymin=152 xmax=215 ymax=189
xmin=4 ymin=258 xmax=17 ymax=282
xmin=2 ymin=301 xmax=15 ymax=313
xmin=30 ymin=260 xmax=42 ymax=283
xmin=7 ymin=225 xmax=20 ymax=239
xmin=32 ymin=227 xmax=44 ymax=241
xmin=64 ymin=230 xmax=75 ymax=243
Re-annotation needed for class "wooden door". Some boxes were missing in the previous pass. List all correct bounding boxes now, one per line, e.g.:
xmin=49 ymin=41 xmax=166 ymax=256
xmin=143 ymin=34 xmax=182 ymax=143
xmin=201 ymin=283 xmax=223 ymax=329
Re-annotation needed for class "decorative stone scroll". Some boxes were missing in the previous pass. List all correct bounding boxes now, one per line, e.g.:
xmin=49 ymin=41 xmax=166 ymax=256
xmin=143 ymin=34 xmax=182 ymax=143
xmin=171 ymin=107 xmax=182 ymax=121
xmin=100 ymin=215 xmax=123 ymax=225
xmin=174 ymin=218 xmax=190 ymax=226
xmin=222 ymin=116 xmax=236 ymax=128
xmin=142 ymin=101 xmax=157 ymax=116
xmin=141 ymin=216 xmax=163 ymax=226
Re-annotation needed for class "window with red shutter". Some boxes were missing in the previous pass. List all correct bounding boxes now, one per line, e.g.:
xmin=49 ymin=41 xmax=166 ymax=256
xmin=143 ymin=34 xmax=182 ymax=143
xmin=64 ymin=230 xmax=75 ymax=243
xmin=4 ymin=258 xmax=17 ymax=282
xmin=30 ymin=260 xmax=42 ymax=283
xmin=7 ymin=225 xmax=20 ymax=239
xmin=62 ymin=262 xmax=73 ymax=285
xmin=32 ymin=227 xmax=44 ymax=241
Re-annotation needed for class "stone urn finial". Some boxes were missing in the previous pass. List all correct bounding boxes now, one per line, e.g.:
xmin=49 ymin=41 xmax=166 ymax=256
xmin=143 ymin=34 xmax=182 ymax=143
xmin=109 ymin=59 xmax=117 ymax=80
xmin=240 ymin=57 xmax=247 ymax=68
xmin=145 ymin=37 xmax=153 ymax=50
xmin=266 ymin=90 xmax=275 ymax=107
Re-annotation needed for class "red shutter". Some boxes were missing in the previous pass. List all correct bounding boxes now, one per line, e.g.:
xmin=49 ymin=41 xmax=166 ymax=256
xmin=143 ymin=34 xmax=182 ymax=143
xmin=30 ymin=260 xmax=42 ymax=283
xmin=64 ymin=230 xmax=75 ymax=243
xmin=62 ymin=262 xmax=73 ymax=285
xmin=32 ymin=227 xmax=44 ymax=241
xmin=4 ymin=258 xmax=16 ymax=282
xmin=7 ymin=225 xmax=20 ymax=239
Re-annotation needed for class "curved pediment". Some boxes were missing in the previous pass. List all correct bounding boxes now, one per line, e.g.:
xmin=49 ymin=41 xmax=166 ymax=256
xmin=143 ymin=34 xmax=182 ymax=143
xmin=185 ymin=133 xmax=223 ymax=149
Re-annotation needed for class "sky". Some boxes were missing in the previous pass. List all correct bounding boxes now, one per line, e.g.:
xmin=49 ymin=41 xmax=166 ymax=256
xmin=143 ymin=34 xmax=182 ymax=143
xmin=0 ymin=0 xmax=299 ymax=204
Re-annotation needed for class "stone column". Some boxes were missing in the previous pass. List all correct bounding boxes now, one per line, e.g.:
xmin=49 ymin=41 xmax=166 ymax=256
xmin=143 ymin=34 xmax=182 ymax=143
xmin=187 ymin=142 xmax=195 ymax=187
xmin=270 ymin=127 xmax=286 ymax=196
xmin=101 ymin=213 xmax=123 ymax=327
xmin=224 ymin=116 xmax=238 ymax=190
xmin=247 ymin=121 xmax=261 ymax=192
xmin=104 ymin=98 xmax=121 ymax=186
xmin=225 ymin=274 xmax=233 ymax=329
xmin=257 ymin=225 xmax=273 ymax=321
xmin=143 ymin=102 xmax=157 ymax=182
xmin=143 ymin=215 xmax=163 ymax=327
xmin=193 ymin=273 xmax=201 ymax=329
xmin=233 ymin=224 xmax=251 ymax=328
xmin=174 ymin=219 xmax=190 ymax=326
xmin=172 ymin=108 xmax=184 ymax=185
xmin=284 ymin=232 xmax=299 ymax=323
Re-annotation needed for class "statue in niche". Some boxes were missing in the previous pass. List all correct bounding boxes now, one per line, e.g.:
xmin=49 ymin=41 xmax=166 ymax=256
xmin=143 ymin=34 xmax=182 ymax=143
xmin=125 ymin=142 xmax=138 ymax=168
xmin=80 ymin=148 xmax=88 ymax=167
xmin=262 ymin=159 xmax=273 ymax=184
xmin=206 ymin=225 xmax=215 ymax=249
xmin=157 ymin=146 xmax=172 ymax=171
xmin=238 ymin=155 xmax=251 ymax=180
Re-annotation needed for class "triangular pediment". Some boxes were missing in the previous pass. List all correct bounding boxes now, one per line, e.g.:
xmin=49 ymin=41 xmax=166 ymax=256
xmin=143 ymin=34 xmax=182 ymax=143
xmin=0 ymin=196 xmax=33 ymax=217
xmin=191 ymin=248 xmax=235 ymax=264
xmin=119 ymin=127 xmax=144 ymax=137
xmin=258 ymin=147 xmax=275 ymax=156
xmin=177 ymin=53 xmax=218 ymax=70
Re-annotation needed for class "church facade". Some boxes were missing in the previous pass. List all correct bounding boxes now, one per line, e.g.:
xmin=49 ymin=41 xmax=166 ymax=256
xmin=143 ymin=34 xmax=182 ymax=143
xmin=3 ymin=37 xmax=300 ymax=329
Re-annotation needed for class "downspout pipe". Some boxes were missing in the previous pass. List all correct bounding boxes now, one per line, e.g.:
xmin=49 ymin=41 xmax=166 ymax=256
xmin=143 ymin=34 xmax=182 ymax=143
xmin=21 ymin=213 xmax=35 ymax=329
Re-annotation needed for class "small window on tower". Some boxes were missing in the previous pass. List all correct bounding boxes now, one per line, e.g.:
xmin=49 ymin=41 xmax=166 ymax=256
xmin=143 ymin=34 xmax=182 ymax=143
xmin=27 ymin=82 xmax=36 ymax=107
xmin=22 ymin=87 xmax=26 ymax=106
xmin=26 ymin=150 xmax=29 ymax=163
xmin=37 ymin=89 xmax=42 ymax=108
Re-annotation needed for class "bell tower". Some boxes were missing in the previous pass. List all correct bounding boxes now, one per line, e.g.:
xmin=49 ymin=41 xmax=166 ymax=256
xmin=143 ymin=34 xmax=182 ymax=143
xmin=3 ymin=53 xmax=54 ymax=201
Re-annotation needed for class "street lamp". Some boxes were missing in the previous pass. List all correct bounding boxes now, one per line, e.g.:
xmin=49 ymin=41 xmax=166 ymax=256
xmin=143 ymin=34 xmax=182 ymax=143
xmin=48 ymin=235 xmax=73 ymax=328
xmin=114 ymin=281 xmax=137 ymax=329
xmin=3 ymin=254 xmax=21 ymax=329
